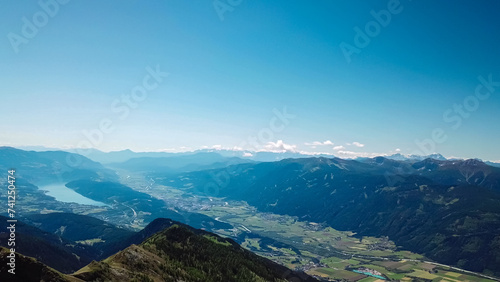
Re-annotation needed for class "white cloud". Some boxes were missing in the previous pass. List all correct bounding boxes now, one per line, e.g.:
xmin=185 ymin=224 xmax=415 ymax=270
xmin=323 ymin=140 xmax=334 ymax=146
xmin=333 ymin=145 xmax=345 ymax=151
xmin=304 ymin=140 xmax=334 ymax=146
xmin=298 ymin=151 xmax=335 ymax=156
xmin=262 ymin=140 xmax=297 ymax=153
xmin=211 ymin=145 xmax=222 ymax=150
xmin=155 ymin=146 xmax=193 ymax=153
xmin=395 ymin=148 xmax=401 ymax=152
xmin=243 ymin=152 xmax=253 ymax=157
xmin=352 ymin=142 xmax=365 ymax=148
xmin=156 ymin=148 xmax=177 ymax=152
xmin=336 ymin=150 xmax=386 ymax=159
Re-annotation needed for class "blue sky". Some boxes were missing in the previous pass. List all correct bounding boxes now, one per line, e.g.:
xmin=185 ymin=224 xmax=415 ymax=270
xmin=1 ymin=0 xmax=499 ymax=160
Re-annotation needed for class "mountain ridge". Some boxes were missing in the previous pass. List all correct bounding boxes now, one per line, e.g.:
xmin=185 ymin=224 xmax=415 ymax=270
xmin=73 ymin=219 xmax=318 ymax=282
xmin=1 ymin=217 xmax=318 ymax=282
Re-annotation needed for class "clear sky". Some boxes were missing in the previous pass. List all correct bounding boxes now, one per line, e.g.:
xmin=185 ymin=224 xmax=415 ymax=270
xmin=1 ymin=0 xmax=499 ymax=160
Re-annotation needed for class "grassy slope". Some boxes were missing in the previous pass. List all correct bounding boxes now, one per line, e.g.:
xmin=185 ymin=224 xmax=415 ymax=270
xmin=73 ymin=222 xmax=317 ymax=282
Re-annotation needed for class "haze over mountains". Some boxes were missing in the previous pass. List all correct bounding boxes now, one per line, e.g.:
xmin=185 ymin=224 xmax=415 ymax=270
xmin=15 ymin=144 xmax=499 ymax=164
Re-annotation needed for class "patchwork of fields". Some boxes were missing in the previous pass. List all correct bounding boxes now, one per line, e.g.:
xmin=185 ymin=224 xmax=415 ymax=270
xmin=199 ymin=203 xmax=497 ymax=282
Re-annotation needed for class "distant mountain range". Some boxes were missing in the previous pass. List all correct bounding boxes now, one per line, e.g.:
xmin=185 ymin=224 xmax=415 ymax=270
xmin=17 ymin=145 xmax=496 ymax=163
xmin=383 ymin=153 xmax=448 ymax=161
xmin=107 ymin=151 xmax=256 ymax=175
xmin=486 ymin=161 xmax=500 ymax=168
xmin=0 ymin=146 xmax=118 ymax=184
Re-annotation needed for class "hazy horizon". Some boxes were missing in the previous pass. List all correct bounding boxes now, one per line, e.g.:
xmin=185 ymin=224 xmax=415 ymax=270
xmin=5 ymin=144 xmax=500 ymax=163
